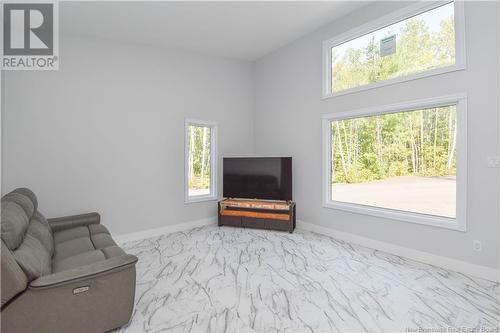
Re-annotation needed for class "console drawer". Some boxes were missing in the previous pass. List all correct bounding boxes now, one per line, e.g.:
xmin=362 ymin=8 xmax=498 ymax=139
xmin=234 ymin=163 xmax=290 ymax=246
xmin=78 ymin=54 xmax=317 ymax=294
xmin=221 ymin=215 xmax=242 ymax=227
xmin=242 ymin=217 xmax=266 ymax=229
xmin=266 ymin=219 xmax=289 ymax=231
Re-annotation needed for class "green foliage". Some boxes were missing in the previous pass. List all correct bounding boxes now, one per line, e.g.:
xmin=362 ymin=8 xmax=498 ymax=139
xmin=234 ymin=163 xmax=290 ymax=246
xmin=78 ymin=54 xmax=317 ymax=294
xmin=188 ymin=126 xmax=211 ymax=190
xmin=189 ymin=176 xmax=210 ymax=191
xmin=332 ymin=13 xmax=455 ymax=92
xmin=332 ymin=107 xmax=457 ymax=184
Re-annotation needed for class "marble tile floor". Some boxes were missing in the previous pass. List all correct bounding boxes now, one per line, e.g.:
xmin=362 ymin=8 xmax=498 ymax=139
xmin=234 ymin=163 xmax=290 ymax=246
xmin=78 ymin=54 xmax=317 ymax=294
xmin=116 ymin=225 xmax=499 ymax=333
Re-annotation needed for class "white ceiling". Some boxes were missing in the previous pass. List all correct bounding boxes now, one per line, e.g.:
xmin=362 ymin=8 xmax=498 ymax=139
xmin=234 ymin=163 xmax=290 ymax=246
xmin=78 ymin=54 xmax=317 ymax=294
xmin=61 ymin=1 xmax=368 ymax=61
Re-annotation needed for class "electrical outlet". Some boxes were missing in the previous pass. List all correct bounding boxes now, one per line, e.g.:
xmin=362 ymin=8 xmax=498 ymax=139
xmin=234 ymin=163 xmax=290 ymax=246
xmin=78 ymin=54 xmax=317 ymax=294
xmin=473 ymin=240 xmax=482 ymax=252
xmin=487 ymin=156 xmax=500 ymax=168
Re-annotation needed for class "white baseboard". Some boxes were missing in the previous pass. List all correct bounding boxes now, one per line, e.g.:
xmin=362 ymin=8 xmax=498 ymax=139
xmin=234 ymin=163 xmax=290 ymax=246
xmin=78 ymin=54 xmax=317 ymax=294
xmin=114 ymin=217 xmax=217 ymax=244
xmin=297 ymin=220 xmax=500 ymax=282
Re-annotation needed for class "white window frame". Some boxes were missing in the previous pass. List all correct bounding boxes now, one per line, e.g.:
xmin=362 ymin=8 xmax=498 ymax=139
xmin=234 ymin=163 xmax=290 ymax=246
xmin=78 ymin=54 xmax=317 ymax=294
xmin=321 ymin=94 xmax=467 ymax=231
xmin=184 ymin=119 xmax=218 ymax=204
xmin=322 ymin=1 xmax=466 ymax=99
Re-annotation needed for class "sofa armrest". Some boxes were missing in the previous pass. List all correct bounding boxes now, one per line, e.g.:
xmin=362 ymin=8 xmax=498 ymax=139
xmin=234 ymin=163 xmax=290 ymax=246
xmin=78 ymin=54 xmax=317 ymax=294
xmin=47 ymin=212 xmax=101 ymax=232
xmin=29 ymin=254 xmax=138 ymax=290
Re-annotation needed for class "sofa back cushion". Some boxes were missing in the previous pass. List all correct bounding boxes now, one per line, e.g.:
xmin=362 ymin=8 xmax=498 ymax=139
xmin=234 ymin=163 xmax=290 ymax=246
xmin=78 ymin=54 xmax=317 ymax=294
xmin=1 ymin=241 xmax=28 ymax=306
xmin=1 ymin=188 xmax=54 ymax=282
xmin=1 ymin=196 xmax=32 ymax=250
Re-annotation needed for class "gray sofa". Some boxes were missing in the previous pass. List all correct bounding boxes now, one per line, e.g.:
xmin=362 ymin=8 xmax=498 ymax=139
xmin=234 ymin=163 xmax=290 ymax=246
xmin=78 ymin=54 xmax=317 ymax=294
xmin=1 ymin=188 xmax=138 ymax=333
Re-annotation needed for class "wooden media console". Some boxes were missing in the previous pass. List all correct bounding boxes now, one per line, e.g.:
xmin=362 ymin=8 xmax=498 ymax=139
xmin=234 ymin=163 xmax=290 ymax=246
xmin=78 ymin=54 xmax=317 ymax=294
xmin=218 ymin=199 xmax=296 ymax=233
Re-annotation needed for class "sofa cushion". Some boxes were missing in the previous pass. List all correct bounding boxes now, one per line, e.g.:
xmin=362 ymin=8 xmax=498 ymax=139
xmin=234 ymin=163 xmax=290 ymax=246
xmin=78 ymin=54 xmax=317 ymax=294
xmin=1 ymin=188 xmax=53 ymax=281
xmin=89 ymin=224 xmax=117 ymax=249
xmin=53 ymin=250 xmax=106 ymax=272
xmin=52 ymin=224 xmax=123 ymax=273
xmin=13 ymin=234 xmax=52 ymax=281
xmin=101 ymin=245 xmax=126 ymax=259
xmin=1 ymin=241 xmax=28 ymax=307
xmin=1 ymin=201 xmax=30 ymax=250
xmin=53 ymin=226 xmax=89 ymax=244
xmin=7 ymin=188 xmax=38 ymax=212
xmin=27 ymin=212 xmax=54 ymax=254
xmin=3 ymin=190 xmax=36 ymax=218
xmin=54 ymin=237 xmax=95 ymax=261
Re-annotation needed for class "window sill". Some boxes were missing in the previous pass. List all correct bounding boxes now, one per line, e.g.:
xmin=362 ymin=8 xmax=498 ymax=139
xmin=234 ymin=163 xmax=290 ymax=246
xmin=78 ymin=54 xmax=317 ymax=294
xmin=322 ymin=63 xmax=466 ymax=100
xmin=323 ymin=200 xmax=466 ymax=232
xmin=185 ymin=195 xmax=218 ymax=204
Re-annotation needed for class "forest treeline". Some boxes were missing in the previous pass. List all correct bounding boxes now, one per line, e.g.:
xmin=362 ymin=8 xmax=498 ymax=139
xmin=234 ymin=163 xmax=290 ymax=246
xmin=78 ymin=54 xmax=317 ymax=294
xmin=188 ymin=126 xmax=211 ymax=189
xmin=332 ymin=13 xmax=454 ymax=92
xmin=332 ymin=107 xmax=457 ymax=184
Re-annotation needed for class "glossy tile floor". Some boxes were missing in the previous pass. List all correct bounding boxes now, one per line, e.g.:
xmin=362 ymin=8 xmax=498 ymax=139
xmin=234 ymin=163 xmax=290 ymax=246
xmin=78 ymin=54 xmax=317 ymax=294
xmin=117 ymin=225 xmax=499 ymax=333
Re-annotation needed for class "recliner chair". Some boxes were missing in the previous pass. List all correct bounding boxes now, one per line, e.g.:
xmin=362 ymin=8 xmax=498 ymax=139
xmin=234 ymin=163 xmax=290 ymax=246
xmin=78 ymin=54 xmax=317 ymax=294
xmin=1 ymin=188 xmax=138 ymax=333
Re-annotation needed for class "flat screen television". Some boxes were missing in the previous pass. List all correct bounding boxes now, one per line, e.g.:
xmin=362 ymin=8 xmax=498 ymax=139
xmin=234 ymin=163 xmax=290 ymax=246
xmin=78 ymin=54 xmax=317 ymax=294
xmin=223 ymin=157 xmax=292 ymax=201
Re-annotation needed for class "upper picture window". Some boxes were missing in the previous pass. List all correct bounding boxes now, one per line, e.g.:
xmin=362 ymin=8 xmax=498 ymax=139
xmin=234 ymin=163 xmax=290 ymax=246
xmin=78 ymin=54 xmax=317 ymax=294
xmin=323 ymin=1 xmax=465 ymax=97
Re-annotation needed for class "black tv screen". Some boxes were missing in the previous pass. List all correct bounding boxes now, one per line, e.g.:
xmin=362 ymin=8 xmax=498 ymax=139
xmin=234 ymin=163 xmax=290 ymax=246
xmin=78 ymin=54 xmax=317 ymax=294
xmin=223 ymin=157 xmax=292 ymax=201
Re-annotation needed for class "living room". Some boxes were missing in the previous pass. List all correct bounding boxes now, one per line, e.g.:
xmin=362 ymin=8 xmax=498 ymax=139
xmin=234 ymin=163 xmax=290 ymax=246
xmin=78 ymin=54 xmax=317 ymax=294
xmin=1 ymin=1 xmax=499 ymax=332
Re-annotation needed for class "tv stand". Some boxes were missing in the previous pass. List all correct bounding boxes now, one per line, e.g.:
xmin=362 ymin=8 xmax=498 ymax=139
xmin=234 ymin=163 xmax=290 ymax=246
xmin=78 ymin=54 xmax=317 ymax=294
xmin=218 ymin=198 xmax=296 ymax=233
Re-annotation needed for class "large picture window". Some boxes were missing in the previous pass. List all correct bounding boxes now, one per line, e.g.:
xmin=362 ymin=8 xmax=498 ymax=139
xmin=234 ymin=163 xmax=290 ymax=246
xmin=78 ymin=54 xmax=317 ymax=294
xmin=322 ymin=95 xmax=467 ymax=230
xmin=322 ymin=1 xmax=466 ymax=97
xmin=185 ymin=119 xmax=218 ymax=203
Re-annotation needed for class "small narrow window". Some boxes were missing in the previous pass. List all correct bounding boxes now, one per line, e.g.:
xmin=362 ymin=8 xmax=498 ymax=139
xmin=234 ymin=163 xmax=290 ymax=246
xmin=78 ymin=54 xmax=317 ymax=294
xmin=322 ymin=95 xmax=467 ymax=231
xmin=185 ymin=119 xmax=218 ymax=203
xmin=323 ymin=1 xmax=465 ymax=97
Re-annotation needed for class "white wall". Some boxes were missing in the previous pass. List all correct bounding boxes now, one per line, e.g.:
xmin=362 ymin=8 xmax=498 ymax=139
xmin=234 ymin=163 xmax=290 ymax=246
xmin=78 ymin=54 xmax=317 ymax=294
xmin=254 ymin=1 xmax=500 ymax=269
xmin=1 ymin=36 xmax=255 ymax=236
